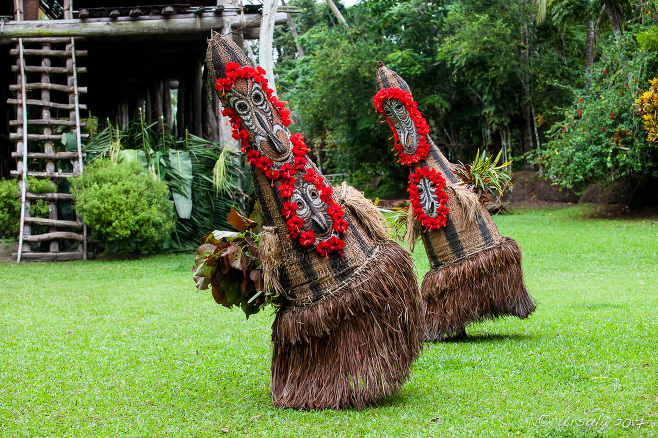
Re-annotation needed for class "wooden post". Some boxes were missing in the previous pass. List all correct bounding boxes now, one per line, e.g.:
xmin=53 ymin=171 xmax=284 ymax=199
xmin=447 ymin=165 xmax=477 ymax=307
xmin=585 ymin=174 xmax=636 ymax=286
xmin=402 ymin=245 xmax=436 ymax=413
xmin=16 ymin=39 xmax=31 ymax=260
xmin=23 ymin=0 xmax=38 ymax=21
xmin=14 ymin=0 xmax=23 ymax=21
xmin=40 ymin=42 xmax=59 ymax=253
xmin=193 ymin=57 xmax=203 ymax=137
xmin=63 ymin=0 xmax=72 ymax=20
xmin=118 ymin=98 xmax=129 ymax=130
xmin=163 ymin=81 xmax=173 ymax=128
xmin=176 ymin=70 xmax=186 ymax=136
xmin=153 ymin=81 xmax=164 ymax=130
xmin=325 ymin=0 xmax=349 ymax=29
xmin=281 ymin=0 xmax=304 ymax=57
xmin=259 ymin=0 xmax=280 ymax=94
xmin=202 ymin=72 xmax=219 ymax=142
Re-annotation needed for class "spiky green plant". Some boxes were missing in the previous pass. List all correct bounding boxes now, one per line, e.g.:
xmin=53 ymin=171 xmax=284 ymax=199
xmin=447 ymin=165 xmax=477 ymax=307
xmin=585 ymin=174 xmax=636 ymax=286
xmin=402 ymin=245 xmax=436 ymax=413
xmin=452 ymin=149 xmax=512 ymax=205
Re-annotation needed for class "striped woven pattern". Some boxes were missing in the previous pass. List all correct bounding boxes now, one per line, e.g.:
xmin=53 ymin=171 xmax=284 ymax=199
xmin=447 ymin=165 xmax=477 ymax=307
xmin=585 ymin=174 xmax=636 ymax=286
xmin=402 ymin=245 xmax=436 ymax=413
xmin=375 ymin=62 xmax=535 ymax=341
xmin=206 ymin=34 xmax=423 ymax=410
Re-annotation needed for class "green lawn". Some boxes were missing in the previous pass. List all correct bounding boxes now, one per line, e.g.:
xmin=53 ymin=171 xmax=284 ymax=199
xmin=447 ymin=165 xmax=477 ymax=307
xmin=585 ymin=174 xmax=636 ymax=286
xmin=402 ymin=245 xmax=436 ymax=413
xmin=1 ymin=206 xmax=656 ymax=437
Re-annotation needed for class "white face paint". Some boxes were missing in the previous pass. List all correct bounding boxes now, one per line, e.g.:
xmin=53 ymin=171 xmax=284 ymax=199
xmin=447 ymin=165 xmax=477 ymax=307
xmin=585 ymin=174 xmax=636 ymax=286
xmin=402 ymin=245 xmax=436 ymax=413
xmin=227 ymin=79 xmax=292 ymax=162
xmin=383 ymin=99 xmax=418 ymax=156
xmin=416 ymin=177 xmax=439 ymax=218
xmin=289 ymin=180 xmax=336 ymax=241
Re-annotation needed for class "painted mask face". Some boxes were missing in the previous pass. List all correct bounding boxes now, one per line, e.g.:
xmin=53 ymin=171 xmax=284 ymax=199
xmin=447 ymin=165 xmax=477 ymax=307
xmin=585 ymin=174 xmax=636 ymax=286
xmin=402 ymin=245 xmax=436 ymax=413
xmin=416 ymin=177 xmax=439 ymax=218
xmin=227 ymin=78 xmax=292 ymax=162
xmin=290 ymin=180 xmax=336 ymax=241
xmin=382 ymin=99 xmax=418 ymax=156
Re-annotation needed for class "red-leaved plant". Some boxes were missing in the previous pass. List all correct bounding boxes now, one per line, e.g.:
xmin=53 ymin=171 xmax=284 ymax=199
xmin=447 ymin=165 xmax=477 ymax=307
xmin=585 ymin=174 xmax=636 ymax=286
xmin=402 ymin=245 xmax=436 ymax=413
xmin=192 ymin=205 xmax=276 ymax=318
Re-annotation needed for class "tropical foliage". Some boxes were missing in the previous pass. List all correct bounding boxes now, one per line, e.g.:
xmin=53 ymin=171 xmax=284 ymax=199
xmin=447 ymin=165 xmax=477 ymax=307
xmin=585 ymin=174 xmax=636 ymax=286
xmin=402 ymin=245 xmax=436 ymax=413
xmin=272 ymin=0 xmax=658 ymax=196
xmin=453 ymin=150 xmax=512 ymax=205
xmin=81 ymin=113 xmax=250 ymax=250
xmin=0 ymin=179 xmax=20 ymax=239
xmin=70 ymin=160 xmax=175 ymax=254
xmin=192 ymin=207 xmax=275 ymax=319
xmin=533 ymin=26 xmax=658 ymax=190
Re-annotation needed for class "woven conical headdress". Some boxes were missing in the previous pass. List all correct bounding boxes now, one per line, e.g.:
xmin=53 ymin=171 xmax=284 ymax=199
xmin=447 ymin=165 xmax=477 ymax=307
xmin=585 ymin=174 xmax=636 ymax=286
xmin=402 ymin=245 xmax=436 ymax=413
xmin=205 ymin=33 xmax=422 ymax=410
xmin=373 ymin=61 xmax=536 ymax=341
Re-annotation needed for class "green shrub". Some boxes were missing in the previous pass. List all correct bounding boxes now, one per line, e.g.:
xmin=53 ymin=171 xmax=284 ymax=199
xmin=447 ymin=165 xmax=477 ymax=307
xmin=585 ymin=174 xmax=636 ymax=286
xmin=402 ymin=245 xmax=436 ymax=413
xmin=0 ymin=179 xmax=20 ymax=239
xmin=70 ymin=159 xmax=175 ymax=254
xmin=26 ymin=176 xmax=57 ymax=219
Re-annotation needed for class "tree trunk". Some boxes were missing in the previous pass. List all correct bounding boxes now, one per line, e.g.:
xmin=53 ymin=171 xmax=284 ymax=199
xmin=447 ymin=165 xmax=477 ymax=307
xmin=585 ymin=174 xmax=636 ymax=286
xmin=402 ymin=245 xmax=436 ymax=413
xmin=603 ymin=1 xmax=623 ymax=38
xmin=281 ymin=0 xmax=304 ymax=57
xmin=585 ymin=19 xmax=595 ymax=88
xmin=325 ymin=0 xmax=349 ymax=29
xmin=520 ymin=21 xmax=534 ymax=168
xmin=259 ymin=0 xmax=280 ymax=94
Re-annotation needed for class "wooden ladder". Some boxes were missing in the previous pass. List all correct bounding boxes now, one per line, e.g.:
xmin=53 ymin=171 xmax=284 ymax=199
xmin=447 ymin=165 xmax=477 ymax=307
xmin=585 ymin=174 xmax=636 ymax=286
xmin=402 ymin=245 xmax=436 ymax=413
xmin=8 ymin=37 xmax=89 ymax=262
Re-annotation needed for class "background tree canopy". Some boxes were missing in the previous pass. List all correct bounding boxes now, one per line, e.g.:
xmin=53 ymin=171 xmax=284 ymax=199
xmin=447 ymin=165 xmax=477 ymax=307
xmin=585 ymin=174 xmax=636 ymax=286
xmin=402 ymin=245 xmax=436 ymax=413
xmin=272 ymin=0 xmax=658 ymax=197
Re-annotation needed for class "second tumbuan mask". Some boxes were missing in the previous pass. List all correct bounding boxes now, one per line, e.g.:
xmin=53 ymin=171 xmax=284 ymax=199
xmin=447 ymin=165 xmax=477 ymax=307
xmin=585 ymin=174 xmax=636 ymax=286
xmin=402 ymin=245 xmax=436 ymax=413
xmin=373 ymin=61 xmax=536 ymax=341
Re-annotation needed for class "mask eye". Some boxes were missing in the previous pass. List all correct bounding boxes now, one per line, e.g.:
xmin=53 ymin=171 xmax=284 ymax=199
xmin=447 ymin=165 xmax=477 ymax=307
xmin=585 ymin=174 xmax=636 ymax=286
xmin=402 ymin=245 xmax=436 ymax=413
xmin=235 ymin=100 xmax=249 ymax=115
xmin=305 ymin=183 xmax=324 ymax=208
xmin=290 ymin=192 xmax=309 ymax=218
xmin=395 ymin=102 xmax=404 ymax=111
xmin=252 ymin=89 xmax=264 ymax=106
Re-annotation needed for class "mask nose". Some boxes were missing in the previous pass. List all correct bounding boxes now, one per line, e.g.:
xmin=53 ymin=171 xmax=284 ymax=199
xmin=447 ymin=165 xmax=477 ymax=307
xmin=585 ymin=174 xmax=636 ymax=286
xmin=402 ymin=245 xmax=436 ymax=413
xmin=312 ymin=214 xmax=331 ymax=233
xmin=255 ymin=111 xmax=286 ymax=154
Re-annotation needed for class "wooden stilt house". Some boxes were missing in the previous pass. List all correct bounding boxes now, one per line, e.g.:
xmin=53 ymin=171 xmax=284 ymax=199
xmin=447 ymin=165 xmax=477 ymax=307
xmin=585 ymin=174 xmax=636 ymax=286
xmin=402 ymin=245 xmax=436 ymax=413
xmin=0 ymin=0 xmax=289 ymax=262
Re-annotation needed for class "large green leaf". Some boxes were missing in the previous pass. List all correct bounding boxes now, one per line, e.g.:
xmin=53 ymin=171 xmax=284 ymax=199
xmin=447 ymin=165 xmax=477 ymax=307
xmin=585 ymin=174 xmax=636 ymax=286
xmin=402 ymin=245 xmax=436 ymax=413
xmin=168 ymin=149 xmax=193 ymax=219
xmin=118 ymin=149 xmax=148 ymax=169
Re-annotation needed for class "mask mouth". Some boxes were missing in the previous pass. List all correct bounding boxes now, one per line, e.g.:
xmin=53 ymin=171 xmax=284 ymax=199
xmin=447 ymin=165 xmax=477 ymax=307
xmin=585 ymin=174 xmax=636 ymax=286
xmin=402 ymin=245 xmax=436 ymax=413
xmin=311 ymin=214 xmax=332 ymax=234
xmin=400 ymin=130 xmax=418 ymax=155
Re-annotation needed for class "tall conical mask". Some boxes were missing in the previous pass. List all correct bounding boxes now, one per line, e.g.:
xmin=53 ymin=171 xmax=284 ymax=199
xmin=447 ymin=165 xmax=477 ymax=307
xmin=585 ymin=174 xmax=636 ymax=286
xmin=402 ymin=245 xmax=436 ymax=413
xmin=206 ymin=33 xmax=422 ymax=410
xmin=374 ymin=61 xmax=536 ymax=341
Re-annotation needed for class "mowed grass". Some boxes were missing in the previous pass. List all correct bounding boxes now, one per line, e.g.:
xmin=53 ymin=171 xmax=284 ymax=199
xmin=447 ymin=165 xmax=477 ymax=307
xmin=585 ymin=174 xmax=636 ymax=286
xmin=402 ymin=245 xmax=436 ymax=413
xmin=0 ymin=206 xmax=656 ymax=438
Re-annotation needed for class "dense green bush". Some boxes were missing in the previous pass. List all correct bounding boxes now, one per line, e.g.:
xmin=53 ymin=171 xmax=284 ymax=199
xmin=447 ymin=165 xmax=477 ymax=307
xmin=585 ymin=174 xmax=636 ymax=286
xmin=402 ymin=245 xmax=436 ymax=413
xmin=70 ymin=159 xmax=175 ymax=254
xmin=26 ymin=177 xmax=57 ymax=219
xmin=533 ymin=26 xmax=658 ymax=191
xmin=0 ymin=177 xmax=55 ymax=239
xmin=0 ymin=179 xmax=20 ymax=239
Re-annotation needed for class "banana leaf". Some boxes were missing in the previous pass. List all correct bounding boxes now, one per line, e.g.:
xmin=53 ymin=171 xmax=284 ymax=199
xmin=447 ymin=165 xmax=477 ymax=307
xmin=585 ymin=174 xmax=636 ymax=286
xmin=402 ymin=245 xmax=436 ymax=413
xmin=168 ymin=149 xmax=193 ymax=219
xmin=118 ymin=149 xmax=148 ymax=169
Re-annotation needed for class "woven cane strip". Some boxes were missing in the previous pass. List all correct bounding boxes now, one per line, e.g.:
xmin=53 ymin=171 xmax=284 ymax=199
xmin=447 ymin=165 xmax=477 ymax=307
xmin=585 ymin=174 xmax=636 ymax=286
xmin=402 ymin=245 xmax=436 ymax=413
xmin=206 ymin=31 xmax=251 ymax=86
xmin=423 ymin=186 xmax=502 ymax=268
xmin=253 ymin=169 xmax=373 ymax=306
xmin=375 ymin=64 xmax=411 ymax=94
xmin=425 ymin=137 xmax=460 ymax=185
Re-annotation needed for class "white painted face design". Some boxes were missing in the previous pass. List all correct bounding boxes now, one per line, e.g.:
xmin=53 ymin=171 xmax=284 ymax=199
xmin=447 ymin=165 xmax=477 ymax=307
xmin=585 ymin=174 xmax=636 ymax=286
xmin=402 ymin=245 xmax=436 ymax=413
xmin=227 ymin=79 xmax=292 ymax=162
xmin=289 ymin=180 xmax=336 ymax=240
xmin=383 ymin=99 xmax=418 ymax=156
xmin=416 ymin=177 xmax=439 ymax=218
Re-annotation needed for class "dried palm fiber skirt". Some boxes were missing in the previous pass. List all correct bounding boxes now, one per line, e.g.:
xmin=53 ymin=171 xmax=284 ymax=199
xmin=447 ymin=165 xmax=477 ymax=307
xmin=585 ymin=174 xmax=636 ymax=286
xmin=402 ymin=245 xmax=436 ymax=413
xmin=252 ymin=172 xmax=422 ymax=410
xmin=417 ymin=175 xmax=535 ymax=341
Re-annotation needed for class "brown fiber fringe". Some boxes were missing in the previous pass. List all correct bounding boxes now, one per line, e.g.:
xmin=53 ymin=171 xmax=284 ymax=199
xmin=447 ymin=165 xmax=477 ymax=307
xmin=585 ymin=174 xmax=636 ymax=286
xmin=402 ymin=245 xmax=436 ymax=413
xmin=421 ymin=236 xmax=536 ymax=342
xmin=271 ymin=241 xmax=422 ymax=410
xmin=336 ymin=182 xmax=389 ymax=242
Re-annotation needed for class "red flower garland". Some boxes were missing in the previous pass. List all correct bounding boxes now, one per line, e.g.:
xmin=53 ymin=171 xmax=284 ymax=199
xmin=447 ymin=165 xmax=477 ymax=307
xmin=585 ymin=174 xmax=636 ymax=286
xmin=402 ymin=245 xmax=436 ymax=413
xmin=216 ymin=63 xmax=346 ymax=256
xmin=373 ymin=88 xmax=430 ymax=166
xmin=407 ymin=166 xmax=449 ymax=230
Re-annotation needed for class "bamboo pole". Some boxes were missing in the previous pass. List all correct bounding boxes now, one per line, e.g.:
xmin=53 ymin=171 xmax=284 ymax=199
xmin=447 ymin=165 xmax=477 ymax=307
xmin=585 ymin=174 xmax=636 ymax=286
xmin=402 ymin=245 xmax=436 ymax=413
xmin=259 ymin=0 xmax=279 ymax=94
xmin=16 ymin=38 xmax=28 ymax=263
xmin=325 ymin=0 xmax=349 ymax=29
